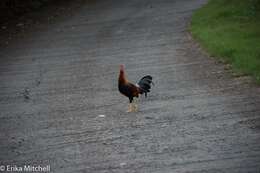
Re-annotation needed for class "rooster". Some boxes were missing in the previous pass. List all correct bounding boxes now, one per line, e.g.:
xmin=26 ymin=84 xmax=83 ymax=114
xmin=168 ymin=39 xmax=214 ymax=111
xmin=118 ymin=64 xmax=154 ymax=112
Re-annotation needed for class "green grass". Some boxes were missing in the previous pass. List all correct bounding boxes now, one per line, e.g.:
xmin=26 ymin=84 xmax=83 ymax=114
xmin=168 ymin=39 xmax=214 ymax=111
xmin=190 ymin=0 xmax=260 ymax=83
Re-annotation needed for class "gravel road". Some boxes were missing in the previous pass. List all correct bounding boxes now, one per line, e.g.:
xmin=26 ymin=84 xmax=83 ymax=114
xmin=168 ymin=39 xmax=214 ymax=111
xmin=0 ymin=0 xmax=260 ymax=172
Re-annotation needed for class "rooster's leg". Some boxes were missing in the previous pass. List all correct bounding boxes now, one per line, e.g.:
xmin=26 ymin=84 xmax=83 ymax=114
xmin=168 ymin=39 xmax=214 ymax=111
xmin=127 ymin=103 xmax=133 ymax=112
xmin=133 ymin=98 xmax=138 ymax=112
xmin=134 ymin=103 xmax=138 ymax=112
xmin=127 ymin=98 xmax=134 ymax=113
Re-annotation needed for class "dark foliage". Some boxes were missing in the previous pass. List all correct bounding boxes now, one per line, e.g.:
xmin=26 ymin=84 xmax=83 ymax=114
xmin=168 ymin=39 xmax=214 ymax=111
xmin=0 ymin=0 xmax=51 ymax=22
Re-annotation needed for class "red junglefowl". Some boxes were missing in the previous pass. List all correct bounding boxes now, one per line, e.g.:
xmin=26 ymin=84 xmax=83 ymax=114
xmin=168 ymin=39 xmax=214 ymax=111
xmin=118 ymin=64 xmax=154 ymax=112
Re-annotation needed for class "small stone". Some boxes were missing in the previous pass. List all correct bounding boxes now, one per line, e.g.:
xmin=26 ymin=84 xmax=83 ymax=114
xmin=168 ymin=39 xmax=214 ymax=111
xmin=120 ymin=162 xmax=126 ymax=167
xmin=16 ymin=23 xmax=24 ymax=27
xmin=98 ymin=115 xmax=106 ymax=118
xmin=161 ymin=123 xmax=168 ymax=128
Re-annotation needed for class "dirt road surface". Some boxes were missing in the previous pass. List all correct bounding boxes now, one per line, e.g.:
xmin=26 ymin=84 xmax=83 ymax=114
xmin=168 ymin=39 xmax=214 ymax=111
xmin=0 ymin=0 xmax=260 ymax=172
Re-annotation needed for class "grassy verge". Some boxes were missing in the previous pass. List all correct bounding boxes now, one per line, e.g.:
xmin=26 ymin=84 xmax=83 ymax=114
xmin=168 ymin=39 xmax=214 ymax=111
xmin=190 ymin=0 xmax=260 ymax=83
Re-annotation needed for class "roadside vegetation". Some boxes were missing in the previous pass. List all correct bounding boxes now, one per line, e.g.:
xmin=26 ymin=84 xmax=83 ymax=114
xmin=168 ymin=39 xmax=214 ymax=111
xmin=0 ymin=0 xmax=51 ymax=23
xmin=190 ymin=0 xmax=260 ymax=83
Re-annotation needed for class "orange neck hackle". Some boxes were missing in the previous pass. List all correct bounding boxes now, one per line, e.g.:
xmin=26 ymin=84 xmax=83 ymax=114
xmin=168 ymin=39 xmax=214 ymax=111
xmin=119 ymin=64 xmax=127 ymax=84
xmin=120 ymin=64 xmax=124 ymax=72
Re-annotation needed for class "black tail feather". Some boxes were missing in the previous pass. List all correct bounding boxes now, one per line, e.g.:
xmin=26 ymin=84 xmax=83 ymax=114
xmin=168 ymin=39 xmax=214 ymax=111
xmin=137 ymin=75 xmax=153 ymax=97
